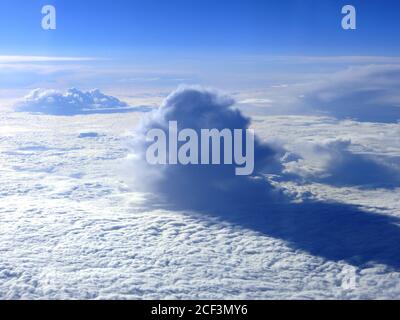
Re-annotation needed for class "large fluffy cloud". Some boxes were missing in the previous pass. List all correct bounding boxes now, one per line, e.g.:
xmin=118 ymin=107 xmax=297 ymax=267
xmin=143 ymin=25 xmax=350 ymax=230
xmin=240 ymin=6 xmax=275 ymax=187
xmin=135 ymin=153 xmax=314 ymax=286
xmin=127 ymin=86 xmax=284 ymax=211
xmin=15 ymin=88 xmax=150 ymax=115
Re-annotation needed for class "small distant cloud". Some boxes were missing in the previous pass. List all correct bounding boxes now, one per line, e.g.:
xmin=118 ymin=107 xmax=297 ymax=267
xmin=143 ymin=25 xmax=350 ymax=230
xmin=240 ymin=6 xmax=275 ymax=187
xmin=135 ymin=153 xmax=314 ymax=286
xmin=271 ymin=84 xmax=288 ymax=88
xmin=15 ymin=88 xmax=151 ymax=115
xmin=238 ymin=98 xmax=274 ymax=105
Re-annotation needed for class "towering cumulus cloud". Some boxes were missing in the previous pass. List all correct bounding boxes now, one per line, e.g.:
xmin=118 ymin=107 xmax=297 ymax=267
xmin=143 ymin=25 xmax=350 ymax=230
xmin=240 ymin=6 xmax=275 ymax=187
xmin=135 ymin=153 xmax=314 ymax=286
xmin=128 ymin=86 xmax=283 ymax=212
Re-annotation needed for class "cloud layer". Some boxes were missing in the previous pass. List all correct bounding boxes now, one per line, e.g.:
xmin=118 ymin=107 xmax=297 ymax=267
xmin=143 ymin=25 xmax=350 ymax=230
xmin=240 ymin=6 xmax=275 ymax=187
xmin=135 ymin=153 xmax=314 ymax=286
xmin=16 ymin=88 xmax=149 ymax=115
xmin=2 ymin=109 xmax=400 ymax=298
xmin=299 ymin=65 xmax=400 ymax=123
xmin=239 ymin=64 xmax=400 ymax=123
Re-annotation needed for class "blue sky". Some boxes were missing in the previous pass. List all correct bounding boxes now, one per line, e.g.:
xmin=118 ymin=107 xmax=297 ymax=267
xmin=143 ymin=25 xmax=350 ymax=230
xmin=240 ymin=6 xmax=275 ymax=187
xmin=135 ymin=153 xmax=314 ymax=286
xmin=1 ymin=0 xmax=400 ymax=112
xmin=1 ymin=0 xmax=400 ymax=56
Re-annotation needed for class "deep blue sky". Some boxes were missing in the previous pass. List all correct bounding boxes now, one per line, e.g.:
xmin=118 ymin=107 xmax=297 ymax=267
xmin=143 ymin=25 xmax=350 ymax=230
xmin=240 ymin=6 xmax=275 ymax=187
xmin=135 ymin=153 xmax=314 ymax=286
xmin=0 ymin=0 xmax=399 ymax=56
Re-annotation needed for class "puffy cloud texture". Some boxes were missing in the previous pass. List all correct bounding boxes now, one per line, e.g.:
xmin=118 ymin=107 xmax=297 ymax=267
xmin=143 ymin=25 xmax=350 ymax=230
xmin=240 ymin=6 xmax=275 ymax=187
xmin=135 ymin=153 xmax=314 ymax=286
xmin=16 ymin=88 xmax=149 ymax=115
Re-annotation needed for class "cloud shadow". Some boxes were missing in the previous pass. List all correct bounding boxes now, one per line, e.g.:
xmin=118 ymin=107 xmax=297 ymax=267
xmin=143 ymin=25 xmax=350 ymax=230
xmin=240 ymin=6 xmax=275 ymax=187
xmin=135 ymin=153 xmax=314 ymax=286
xmin=152 ymin=192 xmax=400 ymax=271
